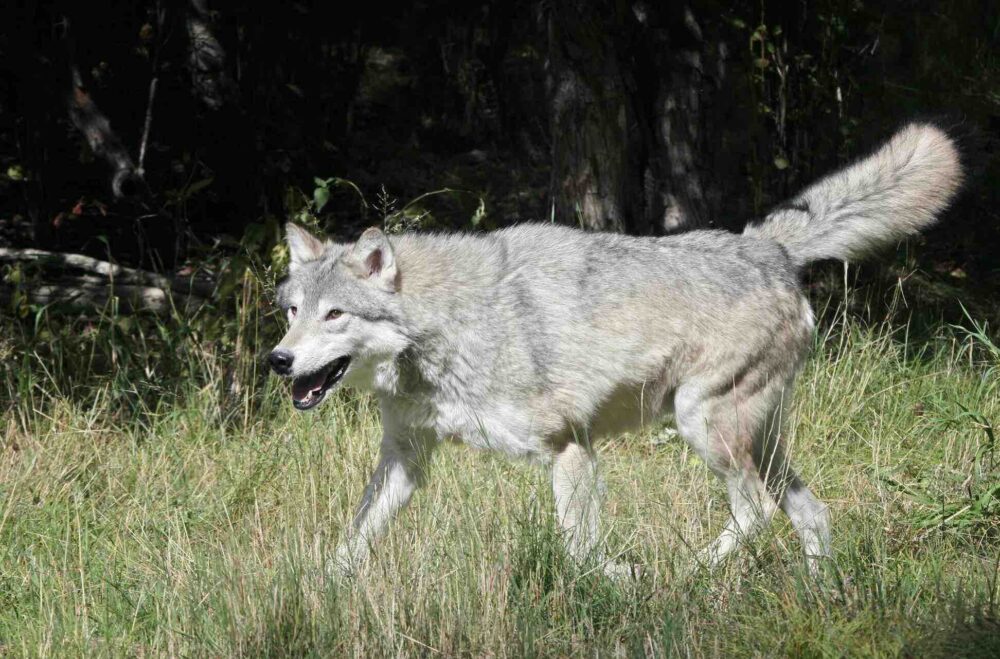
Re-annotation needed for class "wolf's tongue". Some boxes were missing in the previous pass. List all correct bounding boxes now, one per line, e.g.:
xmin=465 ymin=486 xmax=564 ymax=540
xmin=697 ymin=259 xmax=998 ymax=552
xmin=292 ymin=371 xmax=328 ymax=400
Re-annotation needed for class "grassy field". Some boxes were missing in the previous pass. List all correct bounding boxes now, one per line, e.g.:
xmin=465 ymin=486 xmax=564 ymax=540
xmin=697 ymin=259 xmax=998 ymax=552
xmin=1 ymin=284 xmax=999 ymax=657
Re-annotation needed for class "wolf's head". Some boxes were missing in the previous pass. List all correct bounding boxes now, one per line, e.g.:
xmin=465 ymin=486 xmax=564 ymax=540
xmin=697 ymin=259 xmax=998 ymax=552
xmin=268 ymin=224 xmax=409 ymax=410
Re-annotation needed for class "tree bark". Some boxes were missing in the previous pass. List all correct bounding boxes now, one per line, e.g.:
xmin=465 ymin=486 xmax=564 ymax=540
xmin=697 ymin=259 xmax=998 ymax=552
xmin=639 ymin=2 xmax=725 ymax=232
xmin=547 ymin=0 xmax=646 ymax=233
xmin=547 ymin=1 xmax=723 ymax=234
xmin=186 ymin=0 xmax=232 ymax=110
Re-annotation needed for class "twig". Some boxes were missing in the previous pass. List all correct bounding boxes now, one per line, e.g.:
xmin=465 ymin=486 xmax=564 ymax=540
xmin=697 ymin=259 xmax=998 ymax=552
xmin=137 ymin=77 xmax=158 ymax=176
xmin=138 ymin=2 xmax=166 ymax=177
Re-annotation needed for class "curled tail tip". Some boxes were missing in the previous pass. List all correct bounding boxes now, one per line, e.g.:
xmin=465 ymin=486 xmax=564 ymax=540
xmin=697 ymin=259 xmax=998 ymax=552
xmin=891 ymin=122 xmax=964 ymax=201
xmin=745 ymin=122 xmax=965 ymax=268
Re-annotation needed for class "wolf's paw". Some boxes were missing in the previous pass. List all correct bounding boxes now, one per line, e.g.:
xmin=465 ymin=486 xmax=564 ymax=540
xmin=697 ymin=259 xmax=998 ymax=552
xmin=326 ymin=545 xmax=363 ymax=581
xmin=805 ymin=554 xmax=846 ymax=592
xmin=602 ymin=559 xmax=643 ymax=582
xmin=805 ymin=553 xmax=836 ymax=577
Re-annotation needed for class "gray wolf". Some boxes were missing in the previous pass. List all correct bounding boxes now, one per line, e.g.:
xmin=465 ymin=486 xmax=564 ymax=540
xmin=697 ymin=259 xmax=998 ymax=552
xmin=268 ymin=124 xmax=961 ymax=578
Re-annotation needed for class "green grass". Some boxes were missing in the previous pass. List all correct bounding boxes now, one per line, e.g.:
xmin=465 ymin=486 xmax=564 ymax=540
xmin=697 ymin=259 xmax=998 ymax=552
xmin=1 ymin=294 xmax=999 ymax=657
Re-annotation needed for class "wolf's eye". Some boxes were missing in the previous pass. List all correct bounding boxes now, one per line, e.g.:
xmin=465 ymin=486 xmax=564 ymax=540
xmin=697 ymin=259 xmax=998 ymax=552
xmin=287 ymin=306 xmax=297 ymax=322
xmin=326 ymin=309 xmax=343 ymax=321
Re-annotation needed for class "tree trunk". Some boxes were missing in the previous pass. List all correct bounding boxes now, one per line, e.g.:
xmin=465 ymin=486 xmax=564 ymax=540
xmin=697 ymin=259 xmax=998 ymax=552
xmin=547 ymin=0 xmax=646 ymax=233
xmin=640 ymin=2 xmax=725 ymax=232
xmin=547 ymin=1 xmax=722 ymax=234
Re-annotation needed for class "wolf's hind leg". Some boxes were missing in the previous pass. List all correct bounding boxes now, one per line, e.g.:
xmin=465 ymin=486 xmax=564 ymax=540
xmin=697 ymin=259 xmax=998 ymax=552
xmin=698 ymin=469 xmax=777 ymax=567
xmin=552 ymin=442 xmax=634 ymax=579
xmin=677 ymin=374 xmax=832 ymax=572
xmin=674 ymin=380 xmax=783 ymax=568
xmin=761 ymin=453 xmax=831 ymax=572
xmin=751 ymin=404 xmax=831 ymax=572
xmin=779 ymin=475 xmax=831 ymax=571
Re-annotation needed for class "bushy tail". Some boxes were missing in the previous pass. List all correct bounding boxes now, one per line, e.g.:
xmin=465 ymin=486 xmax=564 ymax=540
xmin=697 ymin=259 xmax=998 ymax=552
xmin=744 ymin=123 xmax=962 ymax=268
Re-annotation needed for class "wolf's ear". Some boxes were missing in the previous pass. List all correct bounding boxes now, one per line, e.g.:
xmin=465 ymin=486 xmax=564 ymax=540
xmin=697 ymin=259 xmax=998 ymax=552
xmin=286 ymin=223 xmax=326 ymax=272
xmin=344 ymin=227 xmax=398 ymax=292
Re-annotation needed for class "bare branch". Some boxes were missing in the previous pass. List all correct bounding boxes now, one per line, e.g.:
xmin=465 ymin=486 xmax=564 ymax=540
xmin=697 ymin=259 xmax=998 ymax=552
xmin=138 ymin=2 xmax=167 ymax=177
xmin=186 ymin=0 xmax=231 ymax=109
xmin=137 ymin=77 xmax=158 ymax=176
xmin=63 ymin=16 xmax=141 ymax=198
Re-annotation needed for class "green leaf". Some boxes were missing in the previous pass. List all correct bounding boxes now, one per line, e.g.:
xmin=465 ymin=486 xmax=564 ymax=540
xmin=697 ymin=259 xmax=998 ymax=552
xmin=185 ymin=177 xmax=214 ymax=196
xmin=313 ymin=186 xmax=330 ymax=212
xmin=242 ymin=222 xmax=266 ymax=249
xmin=471 ymin=198 xmax=487 ymax=227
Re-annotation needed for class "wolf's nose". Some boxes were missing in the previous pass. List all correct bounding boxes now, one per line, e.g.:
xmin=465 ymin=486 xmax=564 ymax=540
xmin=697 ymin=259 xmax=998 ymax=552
xmin=268 ymin=349 xmax=294 ymax=375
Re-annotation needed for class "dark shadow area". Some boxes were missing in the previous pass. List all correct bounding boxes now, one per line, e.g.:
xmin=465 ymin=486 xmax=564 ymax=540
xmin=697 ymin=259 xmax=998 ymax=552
xmin=909 ymin=603 xmax=1000 ymax=658
xmin=0 ymin=1 xmax=996 ymax=296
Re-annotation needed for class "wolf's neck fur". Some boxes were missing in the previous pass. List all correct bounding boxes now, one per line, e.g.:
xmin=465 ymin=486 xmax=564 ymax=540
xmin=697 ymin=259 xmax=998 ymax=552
xmin=391 ymin=232 xmax=500 ymax=298
xmin=380 ymin=232 xmax=507 ymax=399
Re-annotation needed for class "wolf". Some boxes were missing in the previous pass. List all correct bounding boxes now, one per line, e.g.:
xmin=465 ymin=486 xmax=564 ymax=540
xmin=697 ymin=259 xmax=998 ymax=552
xmin=268 ymin=124 xmax=961 ymax=578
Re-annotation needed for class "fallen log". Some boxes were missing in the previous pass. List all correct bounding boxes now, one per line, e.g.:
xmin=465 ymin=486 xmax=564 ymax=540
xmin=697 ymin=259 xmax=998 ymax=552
xmin=0 ymin=248 xmax=215 ymax=297
xmin=0 ymin=248 xmax=215 ymax=314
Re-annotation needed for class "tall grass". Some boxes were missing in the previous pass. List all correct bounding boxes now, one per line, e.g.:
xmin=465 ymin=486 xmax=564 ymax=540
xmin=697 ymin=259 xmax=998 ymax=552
xmin=1 ymin=278 xmax=998 ymax=657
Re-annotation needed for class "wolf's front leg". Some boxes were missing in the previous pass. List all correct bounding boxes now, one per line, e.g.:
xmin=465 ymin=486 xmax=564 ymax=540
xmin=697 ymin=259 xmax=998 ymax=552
xmin=331 ymin=430 xmax=435 ymax=577
xmin=552 ymin=442 xmax=637 ymax=580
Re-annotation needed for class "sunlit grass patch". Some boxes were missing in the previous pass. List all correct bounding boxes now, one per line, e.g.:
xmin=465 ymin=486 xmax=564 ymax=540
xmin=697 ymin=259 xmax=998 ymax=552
xmin=1 ymin=296 xmax=998 ymax=657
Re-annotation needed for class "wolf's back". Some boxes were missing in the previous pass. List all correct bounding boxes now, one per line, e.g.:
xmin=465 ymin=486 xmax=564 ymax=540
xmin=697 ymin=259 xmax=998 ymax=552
xmin=743 ymin=123 xmax=962 ymax=268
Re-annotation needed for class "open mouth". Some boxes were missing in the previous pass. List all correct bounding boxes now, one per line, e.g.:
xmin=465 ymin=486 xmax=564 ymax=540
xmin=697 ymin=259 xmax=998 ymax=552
xmin=290 ymin=356 xmax=351 ymax=410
